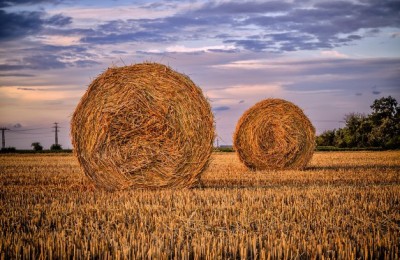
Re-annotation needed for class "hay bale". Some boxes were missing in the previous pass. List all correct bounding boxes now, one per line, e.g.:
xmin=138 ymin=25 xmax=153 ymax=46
xmin=71 ymin=63 xmax=214 ymax=190
xmin=233 ymin=98 xmax=315 ymax=170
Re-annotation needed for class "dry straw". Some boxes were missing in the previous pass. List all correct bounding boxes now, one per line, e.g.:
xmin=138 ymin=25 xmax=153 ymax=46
xmin=234 ymin=98 xmax=315 ymax=170
xmin=71 ymin=63 xmax=214 ymax=190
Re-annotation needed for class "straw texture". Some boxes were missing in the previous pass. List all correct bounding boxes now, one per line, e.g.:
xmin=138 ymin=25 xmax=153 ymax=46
xmin=234 ymin=99 xmax=315 ymax=170
xmin=71 ymin=63 xmax=214 ymax=190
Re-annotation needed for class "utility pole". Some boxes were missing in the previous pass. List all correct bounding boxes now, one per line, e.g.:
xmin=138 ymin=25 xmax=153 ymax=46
xmin=216 ymin=137 xmax=219 ymax=148
xmin=53 ymin=123 xmax=59 ymax=145
xmin=0 ymin=127 xmax=9 ymax=149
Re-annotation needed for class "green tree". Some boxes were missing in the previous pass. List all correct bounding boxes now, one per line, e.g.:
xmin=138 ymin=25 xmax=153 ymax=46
xmin=31 ymin=142 xmax=43 ymax=151
xmin=341 ymin=113 xmax=373 ymax=148
xmin=316 ymin=130 xmax=336 ymax=146
xmin=333 ymin=128 xmax=347 ymax=148
xmin=369 ymin=96 xmax=400 ymax=148
xmin=370 ymin=96 xmax=398 ymax=124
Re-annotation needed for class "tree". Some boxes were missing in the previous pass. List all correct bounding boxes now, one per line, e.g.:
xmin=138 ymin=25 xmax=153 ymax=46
xmin=31 ymin=142 xmax=43 ymax=151
xmin=50 ymin=144 xmax=62 ymax=151
xmin=341 ymin=113 xmax=371 ymax=148
xmin=316 ymin=130 xmax=336 ymax=146
xmin=317 ymin=96 xmax=400 ymax=149
xmin=370 ymin=96 xmax=398 ymax=124
xmin=369 ymin=96 xmax=400 ymax=148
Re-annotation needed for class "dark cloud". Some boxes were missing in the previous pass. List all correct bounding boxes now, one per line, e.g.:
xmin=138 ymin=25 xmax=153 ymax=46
xmin=17 ymin=87 xmax=40 ymax=91
xmin=239 ymin=100 xmax=245 ymax=104
xmin=45 ymin=14 xmax=72 ymax=27
xmin=0 ymin=0 xmax=60 ymax=7
xmin=0 ymin=10 xmax=74 ymax=41
xmin=0 ymin=10 xmax=44 ymax=41
xmin=229 ymin=0 xmax=400 ymax=52
xmin=193 ymin=1 xmax=292 ymax=14
xmin=208 ymin=48 xmax=238 ymax=53
xmin=57 ymin=0 xmax=398 ymax=52
xmin=81 ymin=31 xmax=170 ymax=44
xmin=22 ymin=54 xmax=67 ymax=69
xmin=0 ymin=64 xmax=26 ymax=71
xmin=213 ymin=106 xmax=230 ymax=112
xmin=355 ymin=93 xmax=363 ymax=96
xmin=372 ymin=86 xmax=381 ymax=95
xmin=13 ymin=123 xmax=22 ymax=128
xmin=74 ymin=60 xmax=100 ymax=67
xmin=0 ymin=45 xmax=99 ymax=70
xmin=224 ymin=39 xmax=271 ymax=52
xmin=111 ymin=50 xmax=128 ymax=54
xmin=0 ymin=73 xmax=34 ymax=77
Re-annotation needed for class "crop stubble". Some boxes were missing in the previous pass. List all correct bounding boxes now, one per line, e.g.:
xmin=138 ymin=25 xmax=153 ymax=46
xmin=0 ymin=151 xmax=399 ymax=259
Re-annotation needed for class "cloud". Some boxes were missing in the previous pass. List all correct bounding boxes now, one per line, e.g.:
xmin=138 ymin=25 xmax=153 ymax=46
xmin=193 ymin=1 xmax=292 ymax=14
xmin=213 ymin=106 xmax=230 ymax=112
xmin=391 ymin=32 xmax=400 ymax=38
xmin=207 ymin=84 xmax=283 ymax=100
xmin=81 ymin=31 xmax=170 ymax=45
xmin=320 ymin=50 xmax=348 ymax=59
xmin=0 ymin=0 xmax=60 ymax=7
xmin=144 ymin=44 xmax=237 ymax=54
xmin=372 ymin=86 xmax=381 ymax=95
xmin=17 ymin=87 xmax=41 ymax=91
xmin=0 ymin=73 xmax=34 ymax=77
xmin=17 ymin=0 xmax=395 ymax=54
xmin=45 ymin=14 xmax=72 ymax=27
xmin=13 ymin=123 xmax=22 ymax=128
xmin=0 ymin=10 xmax=44 ymax=41
xmin=0 ymin=10 xmax=74 ymax=41
xmin=0 ymin=45 xmax=100 ymax=71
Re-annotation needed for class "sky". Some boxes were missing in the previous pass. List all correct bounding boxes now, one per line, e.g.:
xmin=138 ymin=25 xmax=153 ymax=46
xmin=0 ymin=0 xmax=399 ymax=149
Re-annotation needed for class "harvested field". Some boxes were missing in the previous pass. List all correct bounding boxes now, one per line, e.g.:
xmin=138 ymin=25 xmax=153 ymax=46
xmin=1 ymin=151 xmax=399 ymax=259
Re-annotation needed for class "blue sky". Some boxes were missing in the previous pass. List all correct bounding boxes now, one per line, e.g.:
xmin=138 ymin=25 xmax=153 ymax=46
xmin=0 ymin=0 xmax=399 ymax=149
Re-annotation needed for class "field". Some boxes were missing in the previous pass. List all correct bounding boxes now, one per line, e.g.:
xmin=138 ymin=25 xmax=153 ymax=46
xmin=1 ymin=151 xmax=399 ymax=259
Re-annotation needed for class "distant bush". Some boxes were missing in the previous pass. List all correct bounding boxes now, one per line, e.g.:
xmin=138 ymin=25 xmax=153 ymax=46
xmin=214 ymin=147 xmax=234 ymax=152
xmin=316 ymin=146 xmax=383 ymax=151
xmin=31 ymin=142 xmax=43 ymax=151
xmin=0 ymin=147 xmax=17 ymax=153
xmin=50 ymin=144 xmax=63 ymax=151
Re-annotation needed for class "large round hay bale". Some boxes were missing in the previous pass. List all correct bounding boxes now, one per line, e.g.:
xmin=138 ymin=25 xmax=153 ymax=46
xmin=71 ymin=63 xmax=214 ymax=190
xmin=233 ymin=98 xmax=315 ymax=170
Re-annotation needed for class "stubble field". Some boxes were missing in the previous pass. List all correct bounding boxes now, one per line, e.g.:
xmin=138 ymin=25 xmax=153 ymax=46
xmin=0 ymin=151 xmax=399 ymax=259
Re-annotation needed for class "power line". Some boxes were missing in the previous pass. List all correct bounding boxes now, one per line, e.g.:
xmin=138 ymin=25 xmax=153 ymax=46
xmin=8 ymin=131 xmax=50 ymax=135
xmin=9 ymin=127 xmax=48 ymax=132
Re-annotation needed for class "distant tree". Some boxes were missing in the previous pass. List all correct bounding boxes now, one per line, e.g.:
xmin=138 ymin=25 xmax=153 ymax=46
xmin=50 ymin=144 xmax=62 ymax=151
xmin=31 ymin=142 xmax=43 ymax=151
xmin=369 ymin=96 xmax=400 ymax=148
xmin=342 ymin=113 xmax=370 ymax=148
xmin=370 ymin=96 xmax=398 ymax=124
xmin=316 ymin=130 xmax=336 ymax=146
xmin=317 ymin=96 xmax=400 ymax=149
xmin=333 ymin=128 xmax=347 ymax=148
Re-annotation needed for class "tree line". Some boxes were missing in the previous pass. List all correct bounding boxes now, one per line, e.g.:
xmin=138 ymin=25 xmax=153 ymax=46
xmin=317 ymin=96 xmax=400 ymax=149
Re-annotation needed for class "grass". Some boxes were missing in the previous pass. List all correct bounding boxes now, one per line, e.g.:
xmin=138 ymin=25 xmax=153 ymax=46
xmin=0 ymin=151 xmax=399 ymax=259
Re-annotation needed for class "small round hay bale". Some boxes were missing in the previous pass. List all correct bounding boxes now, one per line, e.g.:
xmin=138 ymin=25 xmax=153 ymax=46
xmin=71 ymin=63 xmax=214 ymax=190
xmin=233 ymin=98 xmax=315 ymax=170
